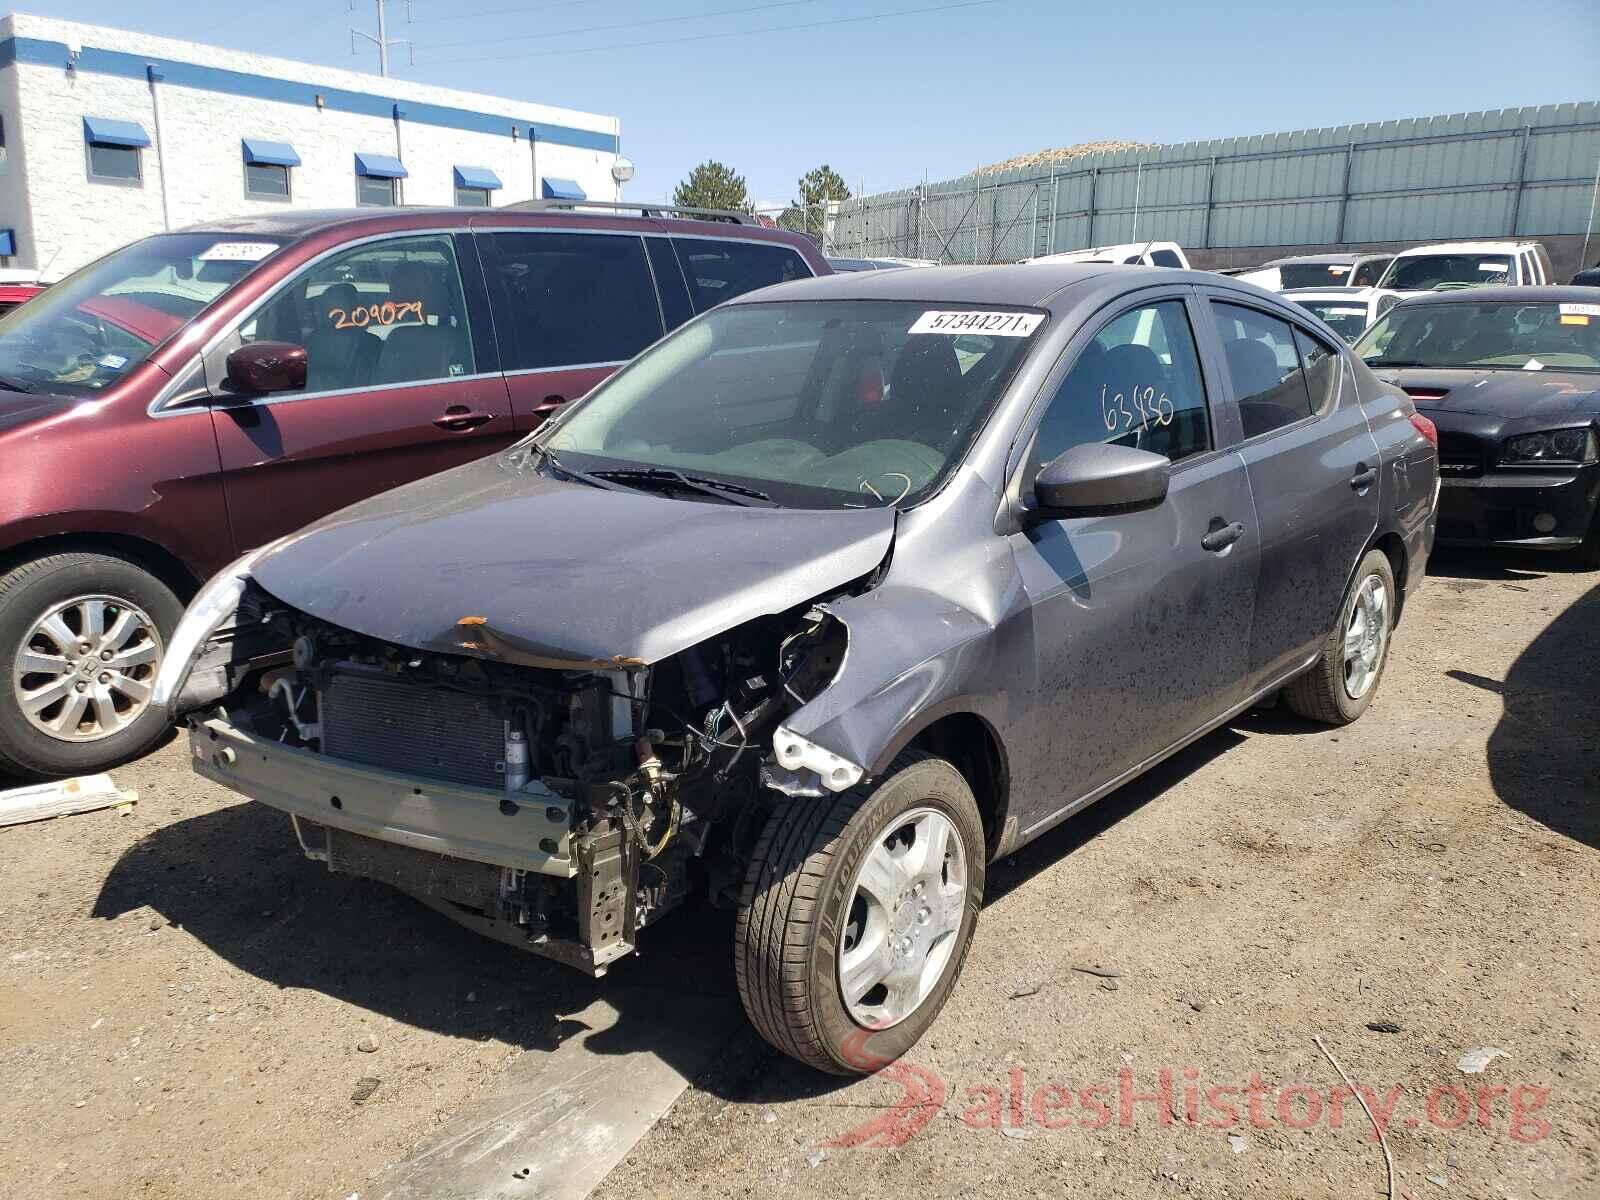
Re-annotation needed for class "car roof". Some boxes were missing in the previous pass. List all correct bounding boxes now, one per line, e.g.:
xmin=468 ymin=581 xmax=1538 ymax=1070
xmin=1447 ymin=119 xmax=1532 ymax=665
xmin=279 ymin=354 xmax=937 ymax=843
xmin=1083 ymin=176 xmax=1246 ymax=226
xmin=1281 ymin=286 xmax=1372 ymax=298
xmin=1389 ymin=284 xmax=1600 ymax=306
xmin=725 ymin=262 xmax=1239 ymax=313
xmin=1264 ymin=252 xmax=1372 ymax=267
xmin=1392 ymin=240 xmax=1535 ymax=257
xmin=174 ymin=206 xmax=817 ymax=249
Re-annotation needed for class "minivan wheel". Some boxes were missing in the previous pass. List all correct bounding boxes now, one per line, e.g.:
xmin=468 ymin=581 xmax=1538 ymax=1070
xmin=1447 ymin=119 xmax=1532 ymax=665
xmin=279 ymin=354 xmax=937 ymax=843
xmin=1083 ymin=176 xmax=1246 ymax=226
xmin=735 ymin=751 xmax=984 ymax=1075
xmin=0 ymin=553 xmax=183 ymax=779
xmin=1283 ymin=548 xmax=1397 ymax=726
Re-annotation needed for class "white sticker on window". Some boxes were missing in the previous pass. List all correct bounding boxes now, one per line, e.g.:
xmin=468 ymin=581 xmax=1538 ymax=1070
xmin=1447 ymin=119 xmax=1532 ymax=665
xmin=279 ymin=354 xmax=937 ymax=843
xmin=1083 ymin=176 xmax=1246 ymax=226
xmin=1522 ymin=357 xmax=1544 ymax=371
xmin=909 ymin=310 xmax=1043 ymax=337
xmin=1478 ymin=261 xmax=1507 ymax=272
xmin=1328 ymin=265 xmax=1350 ymax=275
xmin=198 ymin=241 xmax=276 ymax=263
xmin=1559 ymin=302 xmax=1600 ymax=317
xmin=97 ymin=353 xmax=129 ymax=369
xmin=1327 ymin=307 xmax=1367 ymax=317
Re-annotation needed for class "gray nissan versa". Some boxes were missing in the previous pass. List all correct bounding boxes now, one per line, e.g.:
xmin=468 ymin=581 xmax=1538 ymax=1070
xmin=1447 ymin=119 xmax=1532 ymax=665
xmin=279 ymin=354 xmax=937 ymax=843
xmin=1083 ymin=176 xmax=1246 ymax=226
xmin=162 ymin=264 xmax=1438 ymax=1073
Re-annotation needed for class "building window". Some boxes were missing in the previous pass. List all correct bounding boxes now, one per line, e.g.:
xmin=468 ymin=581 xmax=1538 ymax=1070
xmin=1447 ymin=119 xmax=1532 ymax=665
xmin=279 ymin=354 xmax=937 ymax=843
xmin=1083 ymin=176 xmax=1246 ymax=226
xmin=358 ymin=175 xmax=398 ymax=206
xmin=83 ymin=117 xmax=151 ymax=186
xmin=246 ymin=162 xmax=291 ymax=199
xmin=355 ymin=151 xmax=407 ymax=207
xmin=242 ymin=139 xmax=299 ymax=201
xmin=452 ymin=166 xmax=502 ymax=208
xmin=0 ymin=114 xmax=8 ymax=176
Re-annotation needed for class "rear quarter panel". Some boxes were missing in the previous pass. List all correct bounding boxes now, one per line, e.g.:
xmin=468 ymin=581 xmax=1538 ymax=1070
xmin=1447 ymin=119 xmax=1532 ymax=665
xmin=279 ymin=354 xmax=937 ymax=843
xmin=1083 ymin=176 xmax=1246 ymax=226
xmin=1351 ymin=356 xmax=1436 ymax=605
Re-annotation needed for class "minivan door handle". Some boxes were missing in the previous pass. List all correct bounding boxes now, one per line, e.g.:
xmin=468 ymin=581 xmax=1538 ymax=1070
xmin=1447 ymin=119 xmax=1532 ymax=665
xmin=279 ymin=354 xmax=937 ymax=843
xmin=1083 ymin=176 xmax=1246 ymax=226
xmin=1201 ymin=521 xmax=1246 ymax=552
xmin=433 ymin=406 xmax=495 ymax=431
xmin=1350 ymin=465 xmax=1379 ymax=490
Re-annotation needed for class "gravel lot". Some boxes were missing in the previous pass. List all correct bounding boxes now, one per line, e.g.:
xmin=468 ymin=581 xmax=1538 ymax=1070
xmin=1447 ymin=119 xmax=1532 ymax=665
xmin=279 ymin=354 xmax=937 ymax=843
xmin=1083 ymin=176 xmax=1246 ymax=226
xmin=2 ymin=549 xmax=1596 ymax=1200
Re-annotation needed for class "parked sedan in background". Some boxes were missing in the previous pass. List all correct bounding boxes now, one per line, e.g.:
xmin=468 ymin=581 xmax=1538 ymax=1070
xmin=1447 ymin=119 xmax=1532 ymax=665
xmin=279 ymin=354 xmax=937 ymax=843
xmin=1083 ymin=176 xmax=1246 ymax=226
xmin=1236 ymin=251 xmax=1393 ymax=293
xmin=167 ymin=263 xmax=1436 ymax=1074
xmin=0 ymin=206 xmax=826 ymax=779
xmin=1355 ymin=287 xmax=1600 ymax=564
xmin=1283 ymin=286 xmax=1400 ymax=342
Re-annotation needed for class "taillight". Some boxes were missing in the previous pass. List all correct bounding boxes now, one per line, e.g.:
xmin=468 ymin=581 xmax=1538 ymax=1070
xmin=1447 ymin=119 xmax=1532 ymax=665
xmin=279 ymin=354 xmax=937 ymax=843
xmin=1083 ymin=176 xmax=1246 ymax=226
xmin=1409 ymin=412 xmax=1438 ymax=447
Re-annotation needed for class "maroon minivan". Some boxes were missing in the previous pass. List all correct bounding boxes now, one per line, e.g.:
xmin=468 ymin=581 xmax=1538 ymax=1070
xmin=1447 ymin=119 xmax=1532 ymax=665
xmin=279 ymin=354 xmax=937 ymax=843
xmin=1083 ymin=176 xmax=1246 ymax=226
xmin=0 ymin=204 xmax=828 ymax=777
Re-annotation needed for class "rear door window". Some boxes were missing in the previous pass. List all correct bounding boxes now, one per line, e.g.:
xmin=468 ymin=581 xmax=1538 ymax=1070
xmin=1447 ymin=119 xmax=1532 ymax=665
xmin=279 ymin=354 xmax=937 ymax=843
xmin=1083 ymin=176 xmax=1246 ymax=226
xmin=1028 ymin=298 xmax=1212 ymax=480
xmin=672 ymin=238 xmax=811 ymax=313
xmin=481 ymin=231 xmax=663 ymax=370
xmin=1293 ymin=326 xmax=1341 ymax=413
xmin=1150 ymin=249 xmax=1183 ymax=268
xmin=1211 ymin=302 xmax=1316 ymax=437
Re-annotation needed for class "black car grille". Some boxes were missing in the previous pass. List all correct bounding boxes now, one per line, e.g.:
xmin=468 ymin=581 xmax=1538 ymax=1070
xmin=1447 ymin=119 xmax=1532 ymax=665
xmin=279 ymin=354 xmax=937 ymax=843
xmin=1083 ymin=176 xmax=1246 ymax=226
xmin=320 ymin=670 xmax=505 ymax=789
xmin=1436 ymin=430 xmax=1488 ymax=478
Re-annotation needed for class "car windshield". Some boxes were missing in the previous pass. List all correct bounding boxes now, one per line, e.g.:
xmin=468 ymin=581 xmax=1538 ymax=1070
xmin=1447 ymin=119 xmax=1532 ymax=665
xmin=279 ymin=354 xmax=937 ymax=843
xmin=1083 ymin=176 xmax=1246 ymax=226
xmin=1294 ymin=299 xmax=1371 ymax=343
xmin=1378 ymin=254 xmax=1511 ymax=292
xmin=1279 ymin=263 xmax=1355 ymax=289
xmin=0 ymin=232 xmax=284 ymax=396
xmin=534 ymin=299 xmax=1046 ymax=509
xmin=1355 ymin=301 xmax=1600 ymax=372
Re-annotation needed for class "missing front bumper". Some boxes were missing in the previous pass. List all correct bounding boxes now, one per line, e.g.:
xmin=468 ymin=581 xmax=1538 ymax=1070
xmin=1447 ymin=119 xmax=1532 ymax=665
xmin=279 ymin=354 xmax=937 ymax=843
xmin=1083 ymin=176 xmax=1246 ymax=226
xmin=188 ymin=714 xmax=576 ymax=878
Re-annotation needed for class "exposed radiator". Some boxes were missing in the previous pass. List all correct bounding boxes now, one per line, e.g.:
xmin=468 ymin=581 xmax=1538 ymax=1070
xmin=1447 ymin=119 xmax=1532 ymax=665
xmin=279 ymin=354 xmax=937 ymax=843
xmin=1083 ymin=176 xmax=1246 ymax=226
xmin=320 ymin=669 xmax=504 ymax=789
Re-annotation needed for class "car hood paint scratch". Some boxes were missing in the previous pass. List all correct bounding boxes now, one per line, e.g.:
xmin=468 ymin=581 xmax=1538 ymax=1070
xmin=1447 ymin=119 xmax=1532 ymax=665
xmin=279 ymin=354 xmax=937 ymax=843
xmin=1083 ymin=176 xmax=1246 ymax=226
xmin=250 ymin=452 xmax=897 ymax=667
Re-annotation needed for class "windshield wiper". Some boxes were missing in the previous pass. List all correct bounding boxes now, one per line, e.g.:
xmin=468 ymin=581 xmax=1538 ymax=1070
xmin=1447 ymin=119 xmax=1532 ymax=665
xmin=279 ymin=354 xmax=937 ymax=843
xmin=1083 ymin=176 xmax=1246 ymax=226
xmin=1368 ymin=359 xmax=1436 ymax=369
xmin=0 ymin=373 xmax=36 ymax=394
xmin=591 ymin=467 xmax=775 ymax=507
xmin=533 ymin=445 xmax=631 ymax=493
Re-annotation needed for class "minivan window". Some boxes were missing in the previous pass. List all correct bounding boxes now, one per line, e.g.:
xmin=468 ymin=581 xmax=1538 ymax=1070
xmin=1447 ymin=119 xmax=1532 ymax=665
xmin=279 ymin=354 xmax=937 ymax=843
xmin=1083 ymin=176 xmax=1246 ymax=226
xmin=1028 ymin=299 xmax=1211 ymax=478
xmin=1279 ymin=262 xmax=1352 ymax=289
xmin=482 ymin=232 xmax=663 ymax=371
xmin=1212 ymin=302 xmax=1317 ymax=437
xmin=537 ymin=300 xmax=1042 ymax=509
xmin=1350 ymin=258 xmax=1388 ymax=287
xmin=0 ymin=232 xmax=282 ymax=397
xmin=672 ymin=239 xmax=810 ymax=313
xmin=239 ymin=234 xmax=475 ymax=393
xmin=1380 ymin=254 xmax=1511 ymax=291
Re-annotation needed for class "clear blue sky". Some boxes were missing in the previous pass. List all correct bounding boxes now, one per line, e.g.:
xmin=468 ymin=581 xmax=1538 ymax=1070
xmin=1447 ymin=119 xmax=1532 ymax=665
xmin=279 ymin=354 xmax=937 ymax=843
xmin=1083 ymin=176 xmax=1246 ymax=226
xmin=24 ymin=0 xmax=1600 ymax=207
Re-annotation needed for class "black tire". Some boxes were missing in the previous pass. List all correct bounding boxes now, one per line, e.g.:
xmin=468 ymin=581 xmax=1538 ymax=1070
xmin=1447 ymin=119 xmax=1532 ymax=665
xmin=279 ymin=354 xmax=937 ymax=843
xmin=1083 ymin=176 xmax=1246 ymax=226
xmin=1283 ymin=548 xmax=1396 ymax=726
xmin=735 ymin=750 xmax=985 ymax=1075
xmin=0 ymin=553 xmax=184 ymax=779
xmin=1577 ymin=513 xmax=1600 ymax=570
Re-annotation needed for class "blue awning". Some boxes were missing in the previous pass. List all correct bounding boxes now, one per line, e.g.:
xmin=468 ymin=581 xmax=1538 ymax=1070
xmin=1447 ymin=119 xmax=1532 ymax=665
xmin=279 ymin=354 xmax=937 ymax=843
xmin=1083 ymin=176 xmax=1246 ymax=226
xmin=242 ymin=138 xmax=301 ymax=167
xmin=354 ymin=152 xmax=408 ymax=180
xmin=0 ymin=230 xmax=14 ymax=258
xmin=83 ymin=117 xmax=151 ymax=148
xmin=453 ymin=165 xmax=503 ymax=191
xmin=541 ymin=177 xmax=586 ymax=201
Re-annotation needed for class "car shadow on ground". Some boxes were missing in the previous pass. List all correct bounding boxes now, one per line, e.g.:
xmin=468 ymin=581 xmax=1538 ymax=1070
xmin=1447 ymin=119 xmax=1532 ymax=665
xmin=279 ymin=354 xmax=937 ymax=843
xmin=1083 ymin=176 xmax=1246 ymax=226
xmin=1425 ymin=545 xmax=1590 ymax=582
xmin=92 ymin=799 xmax=742 ymax=1086
xmin=1475 ymin=578 xmax=1600 ymax=850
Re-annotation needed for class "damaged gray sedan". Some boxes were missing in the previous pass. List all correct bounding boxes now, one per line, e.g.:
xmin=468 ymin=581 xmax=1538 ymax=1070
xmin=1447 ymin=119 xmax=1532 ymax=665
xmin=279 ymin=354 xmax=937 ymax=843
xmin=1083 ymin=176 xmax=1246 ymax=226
xmin=155 ymin=265 xmax=1437 ymax=1073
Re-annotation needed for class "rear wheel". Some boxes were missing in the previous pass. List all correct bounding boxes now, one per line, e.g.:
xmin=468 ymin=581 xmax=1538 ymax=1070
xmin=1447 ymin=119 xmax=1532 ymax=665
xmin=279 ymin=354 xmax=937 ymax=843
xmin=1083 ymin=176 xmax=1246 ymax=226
xmin=0 ymin=553 xmax=183 ymax=778
xmin=735 ymin=751 xmax=984 ymax=1075
xmin=1283 ymin=549 xmax=1396 ymax=726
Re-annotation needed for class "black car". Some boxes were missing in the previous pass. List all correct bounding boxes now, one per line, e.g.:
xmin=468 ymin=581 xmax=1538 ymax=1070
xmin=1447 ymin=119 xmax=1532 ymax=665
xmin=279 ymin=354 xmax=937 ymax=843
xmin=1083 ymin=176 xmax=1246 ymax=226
xmin=1355 ymin=287 xmax=1600 ymax=565
xmin=162 ymin=265 xmax=1437 ymax=1074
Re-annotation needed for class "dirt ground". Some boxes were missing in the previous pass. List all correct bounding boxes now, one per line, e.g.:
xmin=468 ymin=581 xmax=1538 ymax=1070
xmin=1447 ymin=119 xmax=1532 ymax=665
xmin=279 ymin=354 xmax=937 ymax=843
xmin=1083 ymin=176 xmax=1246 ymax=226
xmin=2 ymin=548 xmax=1596 ymax=1200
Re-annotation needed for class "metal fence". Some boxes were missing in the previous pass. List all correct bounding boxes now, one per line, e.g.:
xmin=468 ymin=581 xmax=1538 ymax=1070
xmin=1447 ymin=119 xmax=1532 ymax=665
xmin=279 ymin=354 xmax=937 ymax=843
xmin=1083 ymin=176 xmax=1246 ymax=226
xmin=823 ymin=102 xmax=1600 ymax=264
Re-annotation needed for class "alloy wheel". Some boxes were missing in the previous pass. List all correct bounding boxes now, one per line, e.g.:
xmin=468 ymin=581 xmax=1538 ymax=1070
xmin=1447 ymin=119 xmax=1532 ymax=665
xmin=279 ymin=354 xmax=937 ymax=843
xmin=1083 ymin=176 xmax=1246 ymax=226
xmin=12 ymin=594 xmax=164 ymax=742
xmin=1342 ymin=574 xmax=1389 ymax=701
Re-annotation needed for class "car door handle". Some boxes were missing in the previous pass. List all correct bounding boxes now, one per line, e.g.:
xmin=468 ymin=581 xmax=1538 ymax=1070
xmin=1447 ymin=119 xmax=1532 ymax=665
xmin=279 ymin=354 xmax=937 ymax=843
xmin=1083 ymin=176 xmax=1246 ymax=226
xmin=1350 ymin=465 xmax=1379 ymax=490
xmin=433 ymin=406 xmax=495 ymax=431
xmin=533 ymin=394 xmax=566 ymax=416
xmin=1201 ymin=521 xmax=1246 ymax=552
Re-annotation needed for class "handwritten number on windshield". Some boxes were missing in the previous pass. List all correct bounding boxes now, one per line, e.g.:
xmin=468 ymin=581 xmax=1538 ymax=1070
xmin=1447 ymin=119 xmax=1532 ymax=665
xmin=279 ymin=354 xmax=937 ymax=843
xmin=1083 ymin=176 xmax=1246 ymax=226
xmin=1101 ymin=383 xmax=1174 ymax=434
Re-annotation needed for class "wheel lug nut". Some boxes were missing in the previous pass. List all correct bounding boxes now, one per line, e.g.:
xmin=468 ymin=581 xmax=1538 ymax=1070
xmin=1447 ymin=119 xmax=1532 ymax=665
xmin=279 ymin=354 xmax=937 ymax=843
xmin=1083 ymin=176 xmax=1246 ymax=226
xmin=100 ymin=650 xmax=113 ymax=661
xmin=98 ymin=672 xmax=110 ymax=684
xmin=75 ymin=681 xmax=87 ymax=692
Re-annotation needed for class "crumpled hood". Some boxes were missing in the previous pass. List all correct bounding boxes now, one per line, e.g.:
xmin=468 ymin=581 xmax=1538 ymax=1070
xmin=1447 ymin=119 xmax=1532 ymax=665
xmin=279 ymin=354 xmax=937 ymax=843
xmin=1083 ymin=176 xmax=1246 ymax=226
xmin=0 ymin=388 xmax=77 ymax=435
xmin=1378 ymin=368 xmax=1600 ymax=418
xmin=252 ymin=452 xmax=896 ymax=669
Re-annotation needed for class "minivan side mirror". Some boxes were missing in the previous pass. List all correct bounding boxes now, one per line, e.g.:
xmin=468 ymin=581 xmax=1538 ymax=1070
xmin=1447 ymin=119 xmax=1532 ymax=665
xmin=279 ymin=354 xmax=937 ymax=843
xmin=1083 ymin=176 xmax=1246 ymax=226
xmin=1029 ymin=442 xmax=1171 ymax=519
xmin=225 ymin=341 xmax=307 ymax=396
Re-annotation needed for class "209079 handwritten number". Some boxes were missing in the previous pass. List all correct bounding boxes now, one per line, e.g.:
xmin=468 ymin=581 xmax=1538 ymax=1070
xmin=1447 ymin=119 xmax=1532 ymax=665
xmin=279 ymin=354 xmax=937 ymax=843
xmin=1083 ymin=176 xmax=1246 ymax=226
xmin=1101 ymin=383 xmax=1175 ymax=434
xmin=327 ymin=299 xmax=426 ymax=330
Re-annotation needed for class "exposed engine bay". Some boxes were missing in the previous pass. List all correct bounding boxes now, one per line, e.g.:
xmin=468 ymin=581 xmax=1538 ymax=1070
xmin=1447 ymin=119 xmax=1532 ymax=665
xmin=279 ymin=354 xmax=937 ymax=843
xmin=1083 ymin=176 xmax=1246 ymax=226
xmin=183 ymin=579 xmax=855 ymax=975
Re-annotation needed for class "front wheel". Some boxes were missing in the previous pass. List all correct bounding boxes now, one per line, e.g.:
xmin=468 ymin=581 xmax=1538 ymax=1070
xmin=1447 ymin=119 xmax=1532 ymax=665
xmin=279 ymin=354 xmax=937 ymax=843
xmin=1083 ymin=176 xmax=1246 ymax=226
xmin=0 ymin=552 xmax=183 ymax=778
xmin=1283 ymin=548 xmax=1396 ymax=726
xmin=735 ymin=752 xmax=985 ymax=1075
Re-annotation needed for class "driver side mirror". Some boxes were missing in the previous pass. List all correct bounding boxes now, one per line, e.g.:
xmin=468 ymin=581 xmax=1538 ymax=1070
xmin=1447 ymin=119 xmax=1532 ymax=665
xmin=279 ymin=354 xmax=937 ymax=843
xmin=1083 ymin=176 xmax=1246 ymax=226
xmin=225 ymin=341 xmax=307 ymax=396
xmin=1029 ymin=443 xmax=1171 ymax=520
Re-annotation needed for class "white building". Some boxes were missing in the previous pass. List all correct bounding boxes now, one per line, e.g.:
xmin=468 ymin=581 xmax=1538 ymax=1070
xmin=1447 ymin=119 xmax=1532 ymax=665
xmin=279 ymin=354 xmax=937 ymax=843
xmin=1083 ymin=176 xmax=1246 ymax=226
xmin=0 ymin=13 xmax=625 ymax=277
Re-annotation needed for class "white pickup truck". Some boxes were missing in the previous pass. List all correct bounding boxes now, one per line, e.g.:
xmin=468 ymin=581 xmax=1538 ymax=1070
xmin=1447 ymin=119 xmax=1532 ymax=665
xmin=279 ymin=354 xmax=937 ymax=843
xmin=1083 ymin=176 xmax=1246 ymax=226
xmin=1023 ymin=240 xmax=1190 ymax=269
